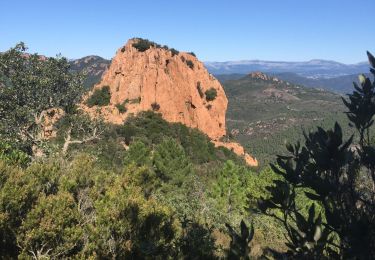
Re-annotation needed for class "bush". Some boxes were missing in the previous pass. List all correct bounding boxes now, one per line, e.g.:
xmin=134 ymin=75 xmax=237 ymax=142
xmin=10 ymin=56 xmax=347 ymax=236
xmin=151 ymin=102 xmax=160 ymax=111
xmin=132 ymin=38 xmax=180 ymax=57
xmin=170 ymin=48 xmax=179 ymax=56
xmin=205 ymin=88 xmax=217 ymax=101
xmin=132 ymin=38 xmax=160 ymax=52
xmin=0 ymin=142 xmax=30 ymax=167
xmin=188 ymin=52 xmax=196 ymax=57
xmin=186 ymin=60 xmax=194 ymax=69
xmin=115 ymin=103 xmax=127 ymax=113
xmin=86 ymin=86 xmax=111 ymax=107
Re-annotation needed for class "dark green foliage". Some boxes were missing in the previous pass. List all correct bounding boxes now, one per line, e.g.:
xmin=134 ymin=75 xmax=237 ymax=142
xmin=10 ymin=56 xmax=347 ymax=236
xmin=170 ymin=48 xmax=179 ymax=56
xmin=0 ymin=142 xmax=30 ymax=167
xmin=124 ymin=141 xmax=152 ymax=167
xmin=0 ymin=42 xmax=275 ymax=259
xmin=226 ymin=220 xmax=254 ymax=260
xmin=177 ymin=220 xmax=217 ymax=259
xmin=210 ymin=160 xmax=250 ymax=220
xmin=18 ymin=192 xmax=83 ymax=258
xmin=260 ymin=52 xmax=375 ymax=258
xmin=115 ymin=102 xmax=127 ymax=113
xmin=132 ymin=38 xmax=159 ymax=52
xmin=342 ymin=72 xmax=375 ymax=146
xmin=86 ymin=86 xmax=111 ymax=107
xmin=205 ymin=88 xmax=218 ymax=101
xmin=132 ymin=38 xmax=180 ymax=57
xmin=0 ymin=43 xmax=84 ymax=155
xmin=0 ymin=155 xmax=181 ymax=258
xmin=153 ymin=138 xmax=192 ymax=186
xmin=119 ymin=111 xmax=237 ymax=164
xmin=186 ymin=59 xmax=194 ymax=69
xmin=188 ymin=52 xmax=196 ymax=57
xmin=151 ymin=102 xmax=160 ymax=111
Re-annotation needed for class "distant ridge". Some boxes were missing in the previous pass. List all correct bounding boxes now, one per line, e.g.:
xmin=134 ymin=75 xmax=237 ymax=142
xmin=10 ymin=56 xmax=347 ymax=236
xmin=204 ymin=59 xmax=368 ymax=77
xmin=68 ymin=55 xmax=370 ymax=94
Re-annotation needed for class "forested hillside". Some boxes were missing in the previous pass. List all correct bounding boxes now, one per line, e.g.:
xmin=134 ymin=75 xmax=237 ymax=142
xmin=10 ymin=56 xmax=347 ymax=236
xmin=222 ymin=72 xmax=352 ymax=164
xmin=1 ymin=43 xmax=374 ymax=259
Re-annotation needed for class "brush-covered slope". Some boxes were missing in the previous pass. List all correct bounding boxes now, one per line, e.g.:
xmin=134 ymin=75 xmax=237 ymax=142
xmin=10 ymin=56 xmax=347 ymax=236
xmin=223 ymin=72 xmax=350 ymax=163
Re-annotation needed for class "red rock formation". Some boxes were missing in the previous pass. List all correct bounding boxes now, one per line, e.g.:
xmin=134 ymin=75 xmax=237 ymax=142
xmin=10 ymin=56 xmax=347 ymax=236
xmin=213 ymin=141 xmax=258 ymax=166
xmin=83 ymin=38 xmax=258 ymax=166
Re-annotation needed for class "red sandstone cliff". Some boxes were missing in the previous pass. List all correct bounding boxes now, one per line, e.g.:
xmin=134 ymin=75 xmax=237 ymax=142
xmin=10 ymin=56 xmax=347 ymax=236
xmin=83 ymin=38 xmax=258 ymax=166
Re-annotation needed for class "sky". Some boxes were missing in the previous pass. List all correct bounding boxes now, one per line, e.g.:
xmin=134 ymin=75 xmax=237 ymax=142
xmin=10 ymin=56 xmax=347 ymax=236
xmin=0 ymin=0 xmax=374 ymax=63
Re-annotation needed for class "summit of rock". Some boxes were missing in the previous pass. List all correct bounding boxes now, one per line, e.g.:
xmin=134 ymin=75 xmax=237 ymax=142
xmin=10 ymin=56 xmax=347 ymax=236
xmin=82 ymin=38 xmax=257 ymax=166
xmin=248 ymin=71 xmax=284 ymax=83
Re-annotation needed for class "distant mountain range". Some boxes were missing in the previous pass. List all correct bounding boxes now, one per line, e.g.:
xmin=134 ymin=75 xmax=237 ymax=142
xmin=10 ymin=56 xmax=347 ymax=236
xmin=215 ymin=72 xmax=368 ymax=94
xmin=204 ymin=59 xmax=369 ymax=78
xmin=69 ymin=56 xmax=371 ymax=93
xmin=69 ymin=55 xmax=110 ymax=88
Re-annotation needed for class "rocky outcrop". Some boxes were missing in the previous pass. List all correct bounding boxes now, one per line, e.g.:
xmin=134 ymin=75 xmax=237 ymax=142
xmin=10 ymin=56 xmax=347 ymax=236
xmin=82 ymin=38 xmax=258 ymax=166
xmin=213 ymin=141 xmax=258 ymax=166
xmin=249 ymin=71 xmax=284 ymax=83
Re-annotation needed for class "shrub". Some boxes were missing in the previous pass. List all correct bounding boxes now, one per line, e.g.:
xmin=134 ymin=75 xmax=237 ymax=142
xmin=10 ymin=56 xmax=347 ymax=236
xmin=170 ymin=48 xmax=179 ymax=56
xmin=205 ymin=88 xmax=217 ymax=101
xmin=131 ymin=38 xmax=180 ymax=57
xmin=86 ymin=86 xmax=111 ymax=107
xmin=132 ymin=38 xmax=160 ymax=52
xmin=151 ymin=102 xmax=160 ymax=111
xmin=0 ymin=142 xmax=30 ymax=167
xmin=186 ymin=60 xmax=194 ymax=69
xmin=188 ymin=52 xmax=196 ymax=57
xmin=115 ymin=103 xmax=127 ymax=113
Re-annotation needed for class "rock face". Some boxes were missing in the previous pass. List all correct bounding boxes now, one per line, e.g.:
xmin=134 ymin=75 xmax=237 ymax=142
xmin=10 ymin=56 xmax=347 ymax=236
xmin=83 ymin=38 xmax=257 ymax=166
xmin=213 ymin=141 xmax=258 ymax=166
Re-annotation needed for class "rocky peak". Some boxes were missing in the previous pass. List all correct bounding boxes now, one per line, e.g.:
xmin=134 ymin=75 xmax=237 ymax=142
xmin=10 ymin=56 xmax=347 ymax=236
xmin=82 ymin=38 xmax=257 ymax=166
xmin=249 ymin=71 xmax=283 ymax=83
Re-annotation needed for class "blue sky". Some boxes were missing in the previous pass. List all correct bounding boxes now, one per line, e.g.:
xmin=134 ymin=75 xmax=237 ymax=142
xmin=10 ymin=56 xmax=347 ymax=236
xmin=0 ymin=0 xmax=374 ymax=63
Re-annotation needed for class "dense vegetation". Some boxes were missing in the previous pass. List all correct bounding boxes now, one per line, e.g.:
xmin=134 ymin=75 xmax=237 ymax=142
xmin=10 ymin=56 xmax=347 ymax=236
xmin=1 ymin=43 xmax=374 ymax=259
xmin=86 ymin=85 xmax=111 ymax=107
xmin=0 ymin=44 xmax=282 ymax=258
